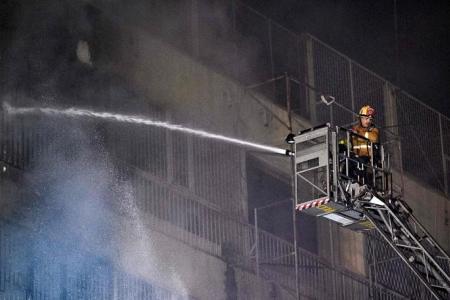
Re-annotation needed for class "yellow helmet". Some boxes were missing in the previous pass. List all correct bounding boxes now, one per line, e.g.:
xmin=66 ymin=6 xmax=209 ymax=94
xmin=359 ymin=105 xmax=375 ymax=118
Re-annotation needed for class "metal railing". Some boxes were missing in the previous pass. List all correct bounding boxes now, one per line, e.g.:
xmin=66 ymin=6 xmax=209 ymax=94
xmin=123 ymin=160 xmax=412 ymax=299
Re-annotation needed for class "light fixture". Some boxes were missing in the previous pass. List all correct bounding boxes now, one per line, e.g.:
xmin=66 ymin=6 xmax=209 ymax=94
xmin=285 ymin=133 xmax=295 ymax=144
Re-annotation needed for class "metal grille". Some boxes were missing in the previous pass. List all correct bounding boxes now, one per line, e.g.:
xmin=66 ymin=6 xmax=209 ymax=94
xmin=171 ymin=131 xmax=190 ymax=187
xmin=311 ymin=38 xmax=353 ymax=127
xmin=106 ymin=105 xmax=168 ymax=179
xmin=396 ymin=92 xmax=445 ymax=190
xmin=0 ymin=220 xmax=194 ymax=300
xmin=0 ymin=111 xmax=47 ymax=170
xmin=351 ymin=63 xmax=386 ymax=128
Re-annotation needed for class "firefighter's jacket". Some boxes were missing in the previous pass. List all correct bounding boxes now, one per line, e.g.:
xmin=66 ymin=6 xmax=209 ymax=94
xmin=351 ymin=124 xmax=379 ymax=157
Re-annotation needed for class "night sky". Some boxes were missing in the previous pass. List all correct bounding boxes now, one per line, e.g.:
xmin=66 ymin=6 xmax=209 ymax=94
xmin=242 ymin=0 xmax=450 ymax=117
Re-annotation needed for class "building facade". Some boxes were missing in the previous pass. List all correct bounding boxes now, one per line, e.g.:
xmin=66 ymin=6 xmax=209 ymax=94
xmin=0 ymin=0 xmax=449 ymax=299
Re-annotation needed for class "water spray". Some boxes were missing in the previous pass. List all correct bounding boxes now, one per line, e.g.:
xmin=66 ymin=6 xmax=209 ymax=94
xmin=3 ymin=102 xmax=292 ymax=156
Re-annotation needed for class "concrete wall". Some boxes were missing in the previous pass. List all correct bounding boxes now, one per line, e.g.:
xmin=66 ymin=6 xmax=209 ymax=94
xmin=398 ymin=171 xmax=450 ymax=251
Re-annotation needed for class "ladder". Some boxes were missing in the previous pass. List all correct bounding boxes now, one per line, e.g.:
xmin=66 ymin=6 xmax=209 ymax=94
xmin=358 ymin=192 xmax=450 ymax=299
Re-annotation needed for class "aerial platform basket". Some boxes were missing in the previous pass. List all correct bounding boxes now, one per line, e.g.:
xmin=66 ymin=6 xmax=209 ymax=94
xmin=293 ymin=124 xmax=388 ymax=230
xmin=292 ymin=124 xmax=450 ymax=299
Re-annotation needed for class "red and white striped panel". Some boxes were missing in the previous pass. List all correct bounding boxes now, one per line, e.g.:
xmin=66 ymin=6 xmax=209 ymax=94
xmin=296 ymin=196 xmax=330 ymax=211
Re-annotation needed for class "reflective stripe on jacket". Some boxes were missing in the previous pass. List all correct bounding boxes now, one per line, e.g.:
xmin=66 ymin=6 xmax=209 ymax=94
xmin=351 ymin=125 xmax=379 ymax=157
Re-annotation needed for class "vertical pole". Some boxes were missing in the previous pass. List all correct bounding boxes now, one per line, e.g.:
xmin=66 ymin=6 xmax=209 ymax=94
xmin=385 ymin=81 xmax=405 ymax=195
xmin=346 ymin=131 xmax=350 ymax=178
xmin=332 ymin=131 xmax=338 ymax=201
xmin=381 ymin=145 xmax=386 ymax=192
xmin=326 ymin=126 xmax=331 ymax=199
xmin=291 ymin=143 xmax=300 ymax=300
xmin=327 ymin=126 xmax=338 ymax=298
xmin=439 ymin=114 xmax=448 ymax=196
xmin=383 ymin=81 xmax=404 ymax=194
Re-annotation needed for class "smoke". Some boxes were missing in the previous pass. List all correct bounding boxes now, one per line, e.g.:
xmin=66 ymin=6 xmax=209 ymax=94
xmin=0 ymin=0 xmax=284 ymax=297
xmin=6 ymin=118 xmax=115 ymax=295
xmin=0 ymin=1 xmax=195 ymax=296
xmin=0 ymin=110 xmax=192 ymax=297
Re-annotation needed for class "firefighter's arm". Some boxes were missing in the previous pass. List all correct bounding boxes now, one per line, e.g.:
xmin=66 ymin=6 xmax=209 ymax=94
xmin=370 ymin=128 xmax=379 ymax=143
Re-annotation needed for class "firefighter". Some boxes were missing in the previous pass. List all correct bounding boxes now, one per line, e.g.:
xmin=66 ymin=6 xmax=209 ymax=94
xmin=352 ymin=105 xmax=379 ymax=156
xmin=350 ymin=105 xmax=379 ymax=185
